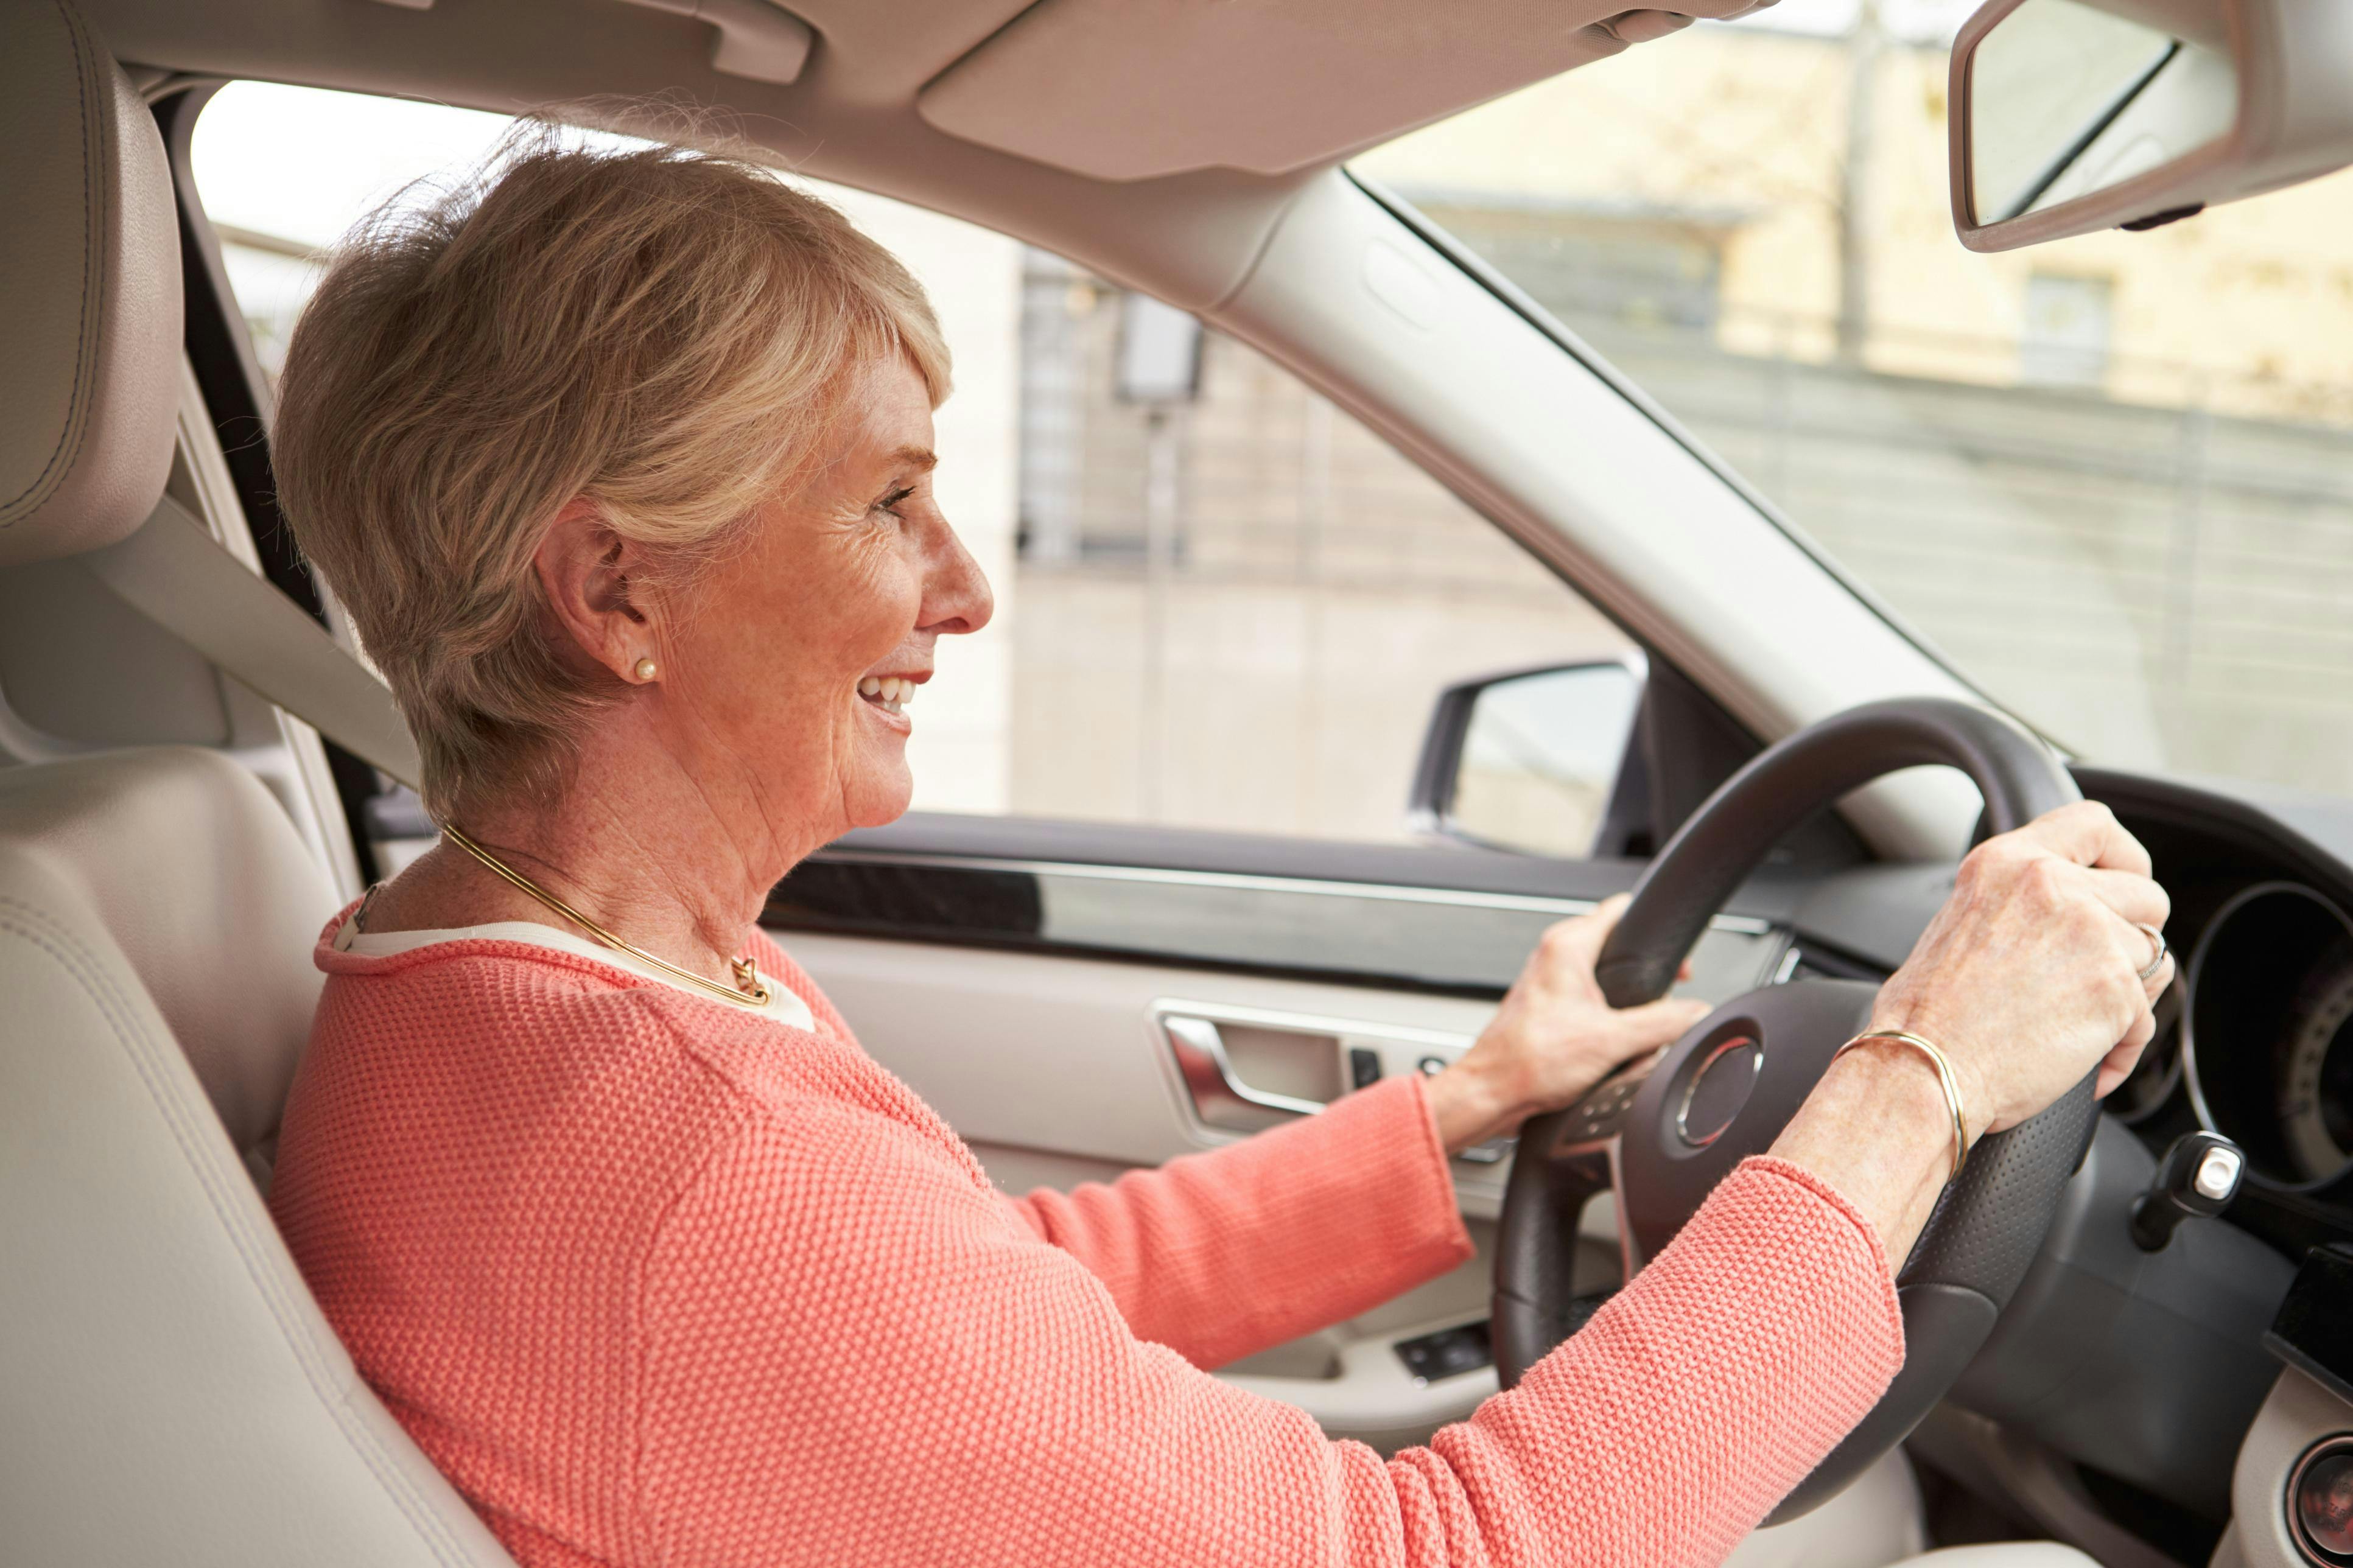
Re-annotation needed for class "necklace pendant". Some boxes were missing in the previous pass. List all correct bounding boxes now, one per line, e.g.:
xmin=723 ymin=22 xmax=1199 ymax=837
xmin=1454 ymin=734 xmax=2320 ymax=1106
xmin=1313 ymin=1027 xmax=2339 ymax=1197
xmin=732 ymin=955 xmax=771 ymax=1004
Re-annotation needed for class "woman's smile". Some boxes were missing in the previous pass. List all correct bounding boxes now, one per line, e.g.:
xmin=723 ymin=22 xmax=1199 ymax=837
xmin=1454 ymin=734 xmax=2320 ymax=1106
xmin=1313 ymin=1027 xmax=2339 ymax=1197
xmin=855 ymin=670 xmax=924 ymax=730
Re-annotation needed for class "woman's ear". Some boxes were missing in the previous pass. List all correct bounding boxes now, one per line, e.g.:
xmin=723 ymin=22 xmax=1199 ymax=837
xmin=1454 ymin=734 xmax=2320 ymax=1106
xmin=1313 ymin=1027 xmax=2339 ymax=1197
xmin=533 ymin=498 xmax=656 ymax=683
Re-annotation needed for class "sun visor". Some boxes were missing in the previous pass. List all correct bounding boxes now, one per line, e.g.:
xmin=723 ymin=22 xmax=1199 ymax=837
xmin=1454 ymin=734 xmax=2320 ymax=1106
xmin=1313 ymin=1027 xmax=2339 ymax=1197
xmin=917 ymin=0 xmax=1781 ymax=182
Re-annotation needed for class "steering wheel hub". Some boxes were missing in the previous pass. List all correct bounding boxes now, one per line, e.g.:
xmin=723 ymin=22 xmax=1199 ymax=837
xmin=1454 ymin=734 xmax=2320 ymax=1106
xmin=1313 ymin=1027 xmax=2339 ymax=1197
xmin=1621 ymin=981 xmax=1878 ymax=1264
xmin=1674 ymin=1032 xmax=1761 ymax=1148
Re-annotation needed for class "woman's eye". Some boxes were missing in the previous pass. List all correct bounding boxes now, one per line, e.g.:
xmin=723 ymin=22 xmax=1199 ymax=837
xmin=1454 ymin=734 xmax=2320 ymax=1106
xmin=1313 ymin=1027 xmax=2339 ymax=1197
xmin=874 ymin=486 xmax=916 ymax=519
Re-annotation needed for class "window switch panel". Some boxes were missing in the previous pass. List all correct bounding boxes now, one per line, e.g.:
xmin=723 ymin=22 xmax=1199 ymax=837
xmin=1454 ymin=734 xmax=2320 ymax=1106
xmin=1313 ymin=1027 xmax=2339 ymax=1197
xmin=1395 ymin=1320 xmax=1492 ymax=1384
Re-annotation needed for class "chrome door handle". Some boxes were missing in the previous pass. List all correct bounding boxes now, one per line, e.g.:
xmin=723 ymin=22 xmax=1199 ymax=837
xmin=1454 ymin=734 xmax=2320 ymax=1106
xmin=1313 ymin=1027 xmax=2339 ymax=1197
xmin=1160 ymin=1013 xmax=1327 ymax=1127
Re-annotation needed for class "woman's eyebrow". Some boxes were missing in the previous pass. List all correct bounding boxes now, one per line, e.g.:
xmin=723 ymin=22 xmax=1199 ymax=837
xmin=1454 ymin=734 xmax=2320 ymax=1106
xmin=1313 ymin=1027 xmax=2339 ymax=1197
xmin=888 ymin=446 xmax=938 ymax=473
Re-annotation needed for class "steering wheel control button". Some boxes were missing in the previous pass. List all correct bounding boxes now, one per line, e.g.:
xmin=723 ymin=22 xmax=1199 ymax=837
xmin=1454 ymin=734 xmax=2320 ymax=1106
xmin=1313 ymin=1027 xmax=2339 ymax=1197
xmin=2292 ymin=1438 xmax=2353 ymax=1565
xmin=2131 ymin=1130 xmax=2246 ymax=1251
xmin=1675 ymin=1035 xmax=1763 ymax=1149
xmin=1559 ymin=1073 xmax=1645 ymax=1146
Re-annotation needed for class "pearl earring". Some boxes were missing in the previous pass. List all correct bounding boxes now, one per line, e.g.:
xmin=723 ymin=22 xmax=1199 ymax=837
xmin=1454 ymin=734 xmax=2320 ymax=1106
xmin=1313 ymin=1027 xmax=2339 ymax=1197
xmin=633 ymin=657 xmax=658 ymax=682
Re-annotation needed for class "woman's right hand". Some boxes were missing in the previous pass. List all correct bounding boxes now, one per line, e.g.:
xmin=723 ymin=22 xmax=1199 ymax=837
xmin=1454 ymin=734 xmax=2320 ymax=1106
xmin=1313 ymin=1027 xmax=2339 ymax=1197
xmin=1770 ymin=799 xmax=2173 ymax=1257
xmin=1868 ymin=799 xmax=2173 ymax=1139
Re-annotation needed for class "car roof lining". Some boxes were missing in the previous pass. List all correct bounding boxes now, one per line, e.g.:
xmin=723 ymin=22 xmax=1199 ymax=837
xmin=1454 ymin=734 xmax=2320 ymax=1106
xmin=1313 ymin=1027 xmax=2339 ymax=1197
xmin=911 ymin=0 xmax=1731 ymax=183
xmin=83 ymin=0 xmax=1766 ymax=311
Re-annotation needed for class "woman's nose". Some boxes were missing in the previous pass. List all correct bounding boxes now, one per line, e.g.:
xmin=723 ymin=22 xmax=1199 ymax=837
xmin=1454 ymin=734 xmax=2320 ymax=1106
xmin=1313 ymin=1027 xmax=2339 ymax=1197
xmin=921 ymin=520 xmax=994 ymax=637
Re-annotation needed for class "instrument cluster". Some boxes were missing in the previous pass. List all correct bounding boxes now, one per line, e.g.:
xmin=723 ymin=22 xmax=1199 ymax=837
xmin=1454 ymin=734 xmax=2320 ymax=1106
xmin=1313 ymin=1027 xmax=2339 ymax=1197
xmin=2181 ymin=882 xmax=2353 ymax=1190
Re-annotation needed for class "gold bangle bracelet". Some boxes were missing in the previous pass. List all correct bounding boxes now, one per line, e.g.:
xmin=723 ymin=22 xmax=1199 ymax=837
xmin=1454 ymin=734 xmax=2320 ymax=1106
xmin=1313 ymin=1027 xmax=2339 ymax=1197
xmin=1832 ymin=1029 xmax=1972 ymax=1187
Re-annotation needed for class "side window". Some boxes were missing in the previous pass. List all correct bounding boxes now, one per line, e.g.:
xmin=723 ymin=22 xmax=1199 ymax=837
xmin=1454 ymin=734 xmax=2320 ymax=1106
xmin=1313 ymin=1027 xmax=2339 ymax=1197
xmin=192 ymin=83 xmax=1633 ymax=853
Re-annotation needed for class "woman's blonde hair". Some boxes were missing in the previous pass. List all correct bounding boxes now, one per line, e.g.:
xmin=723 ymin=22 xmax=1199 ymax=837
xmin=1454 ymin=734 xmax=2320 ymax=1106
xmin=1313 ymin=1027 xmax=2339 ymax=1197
xmin=272 ymin=121 xmax=951 ymax=819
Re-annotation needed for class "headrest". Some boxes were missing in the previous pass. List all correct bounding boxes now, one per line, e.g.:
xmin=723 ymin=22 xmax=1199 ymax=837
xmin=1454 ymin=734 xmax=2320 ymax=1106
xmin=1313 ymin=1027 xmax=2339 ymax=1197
xmin=0 ymin=0 xmax=182 ymax=569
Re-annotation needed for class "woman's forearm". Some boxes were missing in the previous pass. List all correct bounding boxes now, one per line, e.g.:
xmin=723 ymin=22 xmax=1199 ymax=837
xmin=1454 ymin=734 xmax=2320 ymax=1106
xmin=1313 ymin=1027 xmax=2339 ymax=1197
xmin=1767 ymin=1038 xmax=1955 ymax=1262
xmin=1005 ymin=1073 xmax=1473 ymax=1368
xmin=639 ymin=1088 xmax=1912 ymax=1568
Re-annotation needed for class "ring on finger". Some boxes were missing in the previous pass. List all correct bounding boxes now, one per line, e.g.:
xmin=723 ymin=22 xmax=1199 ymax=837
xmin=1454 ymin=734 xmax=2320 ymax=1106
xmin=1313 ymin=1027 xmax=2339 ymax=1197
xmin=2135 ymin=922 xmax=2169 ymax=984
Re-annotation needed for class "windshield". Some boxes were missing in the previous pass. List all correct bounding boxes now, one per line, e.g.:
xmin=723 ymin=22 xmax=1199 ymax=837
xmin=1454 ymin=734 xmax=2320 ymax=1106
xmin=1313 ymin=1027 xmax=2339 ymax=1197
xmin=1358 ymin=2 xmax=2353 ymax=800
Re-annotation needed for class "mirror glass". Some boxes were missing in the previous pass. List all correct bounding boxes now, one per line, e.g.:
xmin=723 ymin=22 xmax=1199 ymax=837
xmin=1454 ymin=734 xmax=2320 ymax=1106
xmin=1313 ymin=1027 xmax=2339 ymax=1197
xmin=1448 ymin=662 xmax=1643 ymax=856
xmin=1969 ymin=0 xmax=2237 ymax=226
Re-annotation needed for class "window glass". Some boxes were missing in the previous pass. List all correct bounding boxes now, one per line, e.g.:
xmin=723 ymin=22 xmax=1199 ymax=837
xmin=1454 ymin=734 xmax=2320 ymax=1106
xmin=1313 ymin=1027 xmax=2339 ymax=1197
xmin=192 ymin=84 xmax=1628 ymax=850
xmin=1358 ymin=1 xmax=2353 ymax=798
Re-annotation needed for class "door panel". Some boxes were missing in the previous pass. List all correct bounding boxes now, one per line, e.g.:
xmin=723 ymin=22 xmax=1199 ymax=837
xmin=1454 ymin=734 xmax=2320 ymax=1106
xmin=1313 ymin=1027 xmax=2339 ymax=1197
xmin=787 ymin=931 xmax=1508 ymax=1203
xmin=772 ymin=824 xmax=1792 ymax=999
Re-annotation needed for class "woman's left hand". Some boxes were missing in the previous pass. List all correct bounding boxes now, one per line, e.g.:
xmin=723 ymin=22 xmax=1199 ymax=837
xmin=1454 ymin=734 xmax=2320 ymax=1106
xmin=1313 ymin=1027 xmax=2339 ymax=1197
xmin=1426 ymin=894 xmax=1714 ymax=1154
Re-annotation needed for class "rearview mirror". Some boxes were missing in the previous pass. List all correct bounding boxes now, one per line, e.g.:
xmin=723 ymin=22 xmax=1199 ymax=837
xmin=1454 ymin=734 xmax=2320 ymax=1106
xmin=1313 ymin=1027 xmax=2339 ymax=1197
xmin=1951 ymin=0 xmax=2353 ymax=251
xmin=1408 ymin=659 xmax=1646 ymax=857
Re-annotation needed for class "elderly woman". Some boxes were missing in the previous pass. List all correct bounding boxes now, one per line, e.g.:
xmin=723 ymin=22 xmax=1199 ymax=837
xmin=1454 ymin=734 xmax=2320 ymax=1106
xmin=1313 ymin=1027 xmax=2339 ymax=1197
xmin=266 ymin=132 xmax=2172 ymax=1568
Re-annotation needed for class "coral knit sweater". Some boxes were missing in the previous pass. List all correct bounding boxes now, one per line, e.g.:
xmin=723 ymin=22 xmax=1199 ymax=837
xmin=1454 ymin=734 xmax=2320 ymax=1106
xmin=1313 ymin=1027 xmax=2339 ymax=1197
xmin=269 ymin=915 xmax=1907 ymax=1568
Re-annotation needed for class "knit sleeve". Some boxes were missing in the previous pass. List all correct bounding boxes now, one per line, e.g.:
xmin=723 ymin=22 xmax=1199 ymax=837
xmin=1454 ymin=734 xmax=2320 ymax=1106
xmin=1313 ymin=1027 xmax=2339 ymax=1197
xmin=634 ymin=1114 xmax=1905 ymax=1568
xmin=998 ymin=1073 xmax=1472 ymax=1368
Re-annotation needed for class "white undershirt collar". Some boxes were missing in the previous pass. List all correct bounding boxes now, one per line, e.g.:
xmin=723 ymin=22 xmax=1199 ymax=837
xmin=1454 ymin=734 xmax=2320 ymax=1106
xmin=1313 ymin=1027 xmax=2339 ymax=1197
xmin=331 ymin=911 xmax=818 ymax=1033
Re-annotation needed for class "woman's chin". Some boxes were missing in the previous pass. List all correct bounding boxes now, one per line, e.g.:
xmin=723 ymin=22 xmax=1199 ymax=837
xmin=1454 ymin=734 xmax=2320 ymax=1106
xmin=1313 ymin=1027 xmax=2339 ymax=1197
xmin=843 ymin=762 xmax=915 ymax=831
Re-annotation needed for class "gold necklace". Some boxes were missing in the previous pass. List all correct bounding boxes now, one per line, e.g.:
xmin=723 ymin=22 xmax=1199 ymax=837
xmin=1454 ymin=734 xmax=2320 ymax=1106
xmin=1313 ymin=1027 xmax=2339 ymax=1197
xmin=438 ymin=821 xmax=771 ymax=1009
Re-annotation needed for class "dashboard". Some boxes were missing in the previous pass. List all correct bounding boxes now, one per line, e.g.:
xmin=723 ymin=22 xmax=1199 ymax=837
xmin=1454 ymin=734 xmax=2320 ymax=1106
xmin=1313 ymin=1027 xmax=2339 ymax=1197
xmin=1873 ymin=763 xmax=2353 ymax=1252
xmin=2086 ymin=768 xmax=2353 ymax=1251
xmin=1789 ymin=765 xmax=2353 ymax=1260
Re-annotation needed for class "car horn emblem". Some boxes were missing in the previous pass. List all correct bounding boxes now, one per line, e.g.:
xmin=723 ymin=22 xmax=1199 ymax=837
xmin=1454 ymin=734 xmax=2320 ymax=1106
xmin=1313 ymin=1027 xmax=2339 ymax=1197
xmin=1675 ymin=1034 xmax=1764 ymax=1148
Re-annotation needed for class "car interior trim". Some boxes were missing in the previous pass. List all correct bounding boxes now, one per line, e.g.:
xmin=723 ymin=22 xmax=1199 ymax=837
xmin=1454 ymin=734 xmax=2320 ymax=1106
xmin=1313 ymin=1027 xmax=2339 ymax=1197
xmin=807 ymin=847 xmax=1775 ymax=936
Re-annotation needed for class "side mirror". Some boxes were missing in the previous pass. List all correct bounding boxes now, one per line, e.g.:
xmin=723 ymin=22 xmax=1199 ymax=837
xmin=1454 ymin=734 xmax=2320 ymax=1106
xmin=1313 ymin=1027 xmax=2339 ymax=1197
xmin=1950 ymin=0 xmax=2353 ymax=252
xmin=1408 ymin=658 xmax=1647 ymax=857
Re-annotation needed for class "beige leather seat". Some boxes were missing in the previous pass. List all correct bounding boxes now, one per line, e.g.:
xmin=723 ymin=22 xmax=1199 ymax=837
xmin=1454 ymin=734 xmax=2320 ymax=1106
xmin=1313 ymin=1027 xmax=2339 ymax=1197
xmin=0 ymin=4 xmax=515 ymax=1563
xmin=0 ymin=5 xmax=2115 ymax=1566
xmin=0 ymin=749 xmax=518 ymax=1566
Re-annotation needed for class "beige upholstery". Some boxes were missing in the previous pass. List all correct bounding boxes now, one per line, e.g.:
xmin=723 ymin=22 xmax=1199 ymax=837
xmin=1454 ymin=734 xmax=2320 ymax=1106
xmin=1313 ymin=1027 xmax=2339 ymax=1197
xmin=917 ymin=0 xmax=1780 ymax=180
xmin=0 ymin=749 xmax=338 ymax=1175
xmin=0 ymin=3 xmax=516 ymax=1559
xmin=0 ymin=749 xmax=515 ymax=1566
xmin=0 ymin=0 xmax=181 ymax=567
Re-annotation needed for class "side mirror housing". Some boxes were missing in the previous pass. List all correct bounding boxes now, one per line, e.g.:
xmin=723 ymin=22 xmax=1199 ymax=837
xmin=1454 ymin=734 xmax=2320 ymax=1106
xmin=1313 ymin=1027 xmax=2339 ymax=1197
xmin=1950 ymin=0 xmax=2353 ymax=252
xmin=1408 ymin=657 xmax=1647 ymax=857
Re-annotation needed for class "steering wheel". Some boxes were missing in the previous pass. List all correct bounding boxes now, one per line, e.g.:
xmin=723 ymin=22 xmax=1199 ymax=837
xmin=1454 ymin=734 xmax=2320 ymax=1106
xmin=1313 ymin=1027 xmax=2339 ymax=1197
xmin=1493 ymin=697 xmax=2099 ymax=1522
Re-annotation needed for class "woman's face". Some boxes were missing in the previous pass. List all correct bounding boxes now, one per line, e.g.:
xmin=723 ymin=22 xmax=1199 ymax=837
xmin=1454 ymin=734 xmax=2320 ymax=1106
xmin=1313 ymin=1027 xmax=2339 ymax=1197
xmin=653 ymin=353 xmax=992 ymax=852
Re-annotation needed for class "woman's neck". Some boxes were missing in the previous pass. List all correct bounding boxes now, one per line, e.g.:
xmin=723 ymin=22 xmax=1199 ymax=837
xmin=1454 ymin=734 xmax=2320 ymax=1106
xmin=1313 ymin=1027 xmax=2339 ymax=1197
xmin=362 ymin=727 xmax=813 ymax=988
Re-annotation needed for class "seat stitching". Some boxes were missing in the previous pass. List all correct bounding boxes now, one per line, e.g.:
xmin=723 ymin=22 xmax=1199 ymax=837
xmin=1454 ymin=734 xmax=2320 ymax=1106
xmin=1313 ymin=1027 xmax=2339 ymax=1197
xmin=1 ymin=0 xmax=103 ymax=519
xmin=0 ymin=895 xmax=493 ymax=1567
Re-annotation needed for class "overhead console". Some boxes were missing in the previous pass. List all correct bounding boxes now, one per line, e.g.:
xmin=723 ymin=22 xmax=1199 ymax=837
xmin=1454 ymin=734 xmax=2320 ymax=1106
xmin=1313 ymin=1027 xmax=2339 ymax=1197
xmin=915 ymin=0 xmax=1780 ymax=181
